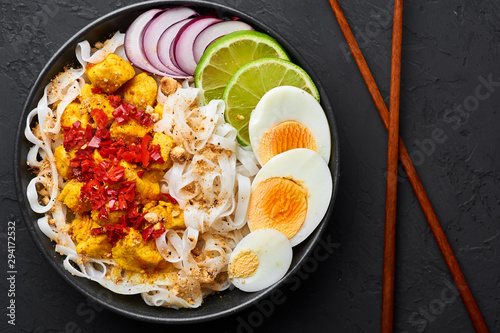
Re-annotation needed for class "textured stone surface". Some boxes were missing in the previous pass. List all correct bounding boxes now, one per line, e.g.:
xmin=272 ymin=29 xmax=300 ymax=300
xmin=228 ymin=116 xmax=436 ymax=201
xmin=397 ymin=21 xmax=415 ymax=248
xmin=1 ymin=0 xmax=499 ymax=332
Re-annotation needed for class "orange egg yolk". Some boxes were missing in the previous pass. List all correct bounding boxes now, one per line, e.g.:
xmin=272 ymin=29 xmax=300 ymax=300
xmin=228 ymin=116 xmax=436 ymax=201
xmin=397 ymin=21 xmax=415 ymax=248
xmin=229 ymin=249 xmax=260 ymax=279
xmin=258 ymin=120 xmax=317 ymax=165
xmin=248 ymin=177 xmax=308 ymax=239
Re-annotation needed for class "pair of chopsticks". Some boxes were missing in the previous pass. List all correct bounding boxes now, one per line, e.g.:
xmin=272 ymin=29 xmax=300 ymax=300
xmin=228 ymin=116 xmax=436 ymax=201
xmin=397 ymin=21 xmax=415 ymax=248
xmin=327 ymin=0 xmax=489 ymax=332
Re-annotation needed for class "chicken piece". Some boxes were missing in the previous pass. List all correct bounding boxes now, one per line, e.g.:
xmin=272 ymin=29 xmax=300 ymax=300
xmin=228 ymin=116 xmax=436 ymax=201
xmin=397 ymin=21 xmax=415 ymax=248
xmin=143 ymin=200 xmax=185 ymax=229
xmin=58 ymin=179 xmax=91 ymax=213
xmin=153 ymin=103 xmax=164 ymax=120
xmin=54 ymin=145 xmax=76 ymax=180
xmin=149 ymin=132 xmax=174 ymax=171
xmin=142 ymin=170 xmax=164 ymax=183
xmin=80 ymin=84 xmax=115 ymax=121
xmin=71 ymin=215 xmax=92 ymax=244
xmin=112 ymin=228 xmax=164 ymax=272
xmin=160 ymin=76 xmax=181 ymax=96
xmin=109 ymin=119 xmax=150 ymax=144
xmin=119 ymin=161 xmax=160 ymax=205
xmin=85 ymin=54 xmax=135 ymax=94
xmin=122 ymin=72 xmax=158 ymax=111
xmin=60 ymin=102 xmax=91 ymax=129
xmin=91 ymin=206 xmax=127 ymax=226
xmin=70 ymin=215 xmax=112 ymax=258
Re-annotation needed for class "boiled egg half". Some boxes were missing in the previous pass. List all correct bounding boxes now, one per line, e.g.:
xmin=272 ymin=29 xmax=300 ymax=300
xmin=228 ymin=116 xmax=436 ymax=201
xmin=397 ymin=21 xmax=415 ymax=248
xmin=248 ymin=85 xmax=331 ymax=166
xmin=248 ymin=148 xmax=332 ymax=247
xmin=228 ymin=228 xmax=292 ymax=292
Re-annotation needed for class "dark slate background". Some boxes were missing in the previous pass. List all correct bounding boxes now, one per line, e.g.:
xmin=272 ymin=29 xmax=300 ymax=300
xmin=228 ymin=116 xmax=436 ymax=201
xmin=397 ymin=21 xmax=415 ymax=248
xmin=1 ymin=0 xmax=499 ymax=332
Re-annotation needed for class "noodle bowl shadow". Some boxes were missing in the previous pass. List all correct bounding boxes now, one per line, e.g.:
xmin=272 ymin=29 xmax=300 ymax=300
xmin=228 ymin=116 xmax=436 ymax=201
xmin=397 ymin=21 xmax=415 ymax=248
xmin=14 ymin=0 xmax=340 ymax=324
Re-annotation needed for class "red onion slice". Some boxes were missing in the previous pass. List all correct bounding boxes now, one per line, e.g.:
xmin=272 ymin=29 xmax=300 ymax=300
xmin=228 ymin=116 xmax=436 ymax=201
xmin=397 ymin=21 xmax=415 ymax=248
xmin=193 ymin=20 xmax=254 ymax=63
xmin=157 ymin=18 xmax=195 ymax=76
xmin=143 ymin=7 xmax=198 ymax=76
xmin=172 ymin=16 xmax=223 ymax=75
xmin=125 ymin=9 xmax=167 ymax=76
xmin=169 ymin=35 xmax=183 ymax=71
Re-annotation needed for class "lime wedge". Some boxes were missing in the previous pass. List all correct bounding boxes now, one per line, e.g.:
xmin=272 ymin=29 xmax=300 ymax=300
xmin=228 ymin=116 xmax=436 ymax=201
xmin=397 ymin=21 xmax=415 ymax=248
xmin=194 ymin=30 xmax=289 ymax=104
xmin=222 ymin=57 xmax=320 ymax=146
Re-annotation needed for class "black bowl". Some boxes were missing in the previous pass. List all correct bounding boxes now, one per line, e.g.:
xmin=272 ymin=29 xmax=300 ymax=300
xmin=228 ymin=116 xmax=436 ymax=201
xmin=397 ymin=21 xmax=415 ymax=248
xmin=14 ymin=0 xmax=340 ymax=324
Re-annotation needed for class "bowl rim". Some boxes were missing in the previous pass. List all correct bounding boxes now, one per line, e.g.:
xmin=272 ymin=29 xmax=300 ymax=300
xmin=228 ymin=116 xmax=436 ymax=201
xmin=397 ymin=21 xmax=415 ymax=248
xmin=14 ymin=0 xmax=340 ymax=324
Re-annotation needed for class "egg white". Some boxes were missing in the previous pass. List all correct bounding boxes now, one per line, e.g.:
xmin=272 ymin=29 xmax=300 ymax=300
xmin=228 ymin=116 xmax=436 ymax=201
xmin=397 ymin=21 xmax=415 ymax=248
xmin=250 ymin=148 xmax=333 ymax=247
xmin=248 ymin=85 xmax=331 ymax=166
xmin=229 ymin=228 xmax=292 ymax=292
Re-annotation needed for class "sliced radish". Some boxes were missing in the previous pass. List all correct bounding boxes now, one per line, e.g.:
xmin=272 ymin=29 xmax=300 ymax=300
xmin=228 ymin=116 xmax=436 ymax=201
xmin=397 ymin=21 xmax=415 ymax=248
xmin=157 ymin=18 xmax=195 ymax=76
xmin=143 ymin=7 xmax=198 ymax=76
xmin=193 ymin=20 xmax=254 ymax=63
xmin=172 ymin=15 xmax=223 ymax=75
xmin=125 ymin=9 xmax=166 ymax=76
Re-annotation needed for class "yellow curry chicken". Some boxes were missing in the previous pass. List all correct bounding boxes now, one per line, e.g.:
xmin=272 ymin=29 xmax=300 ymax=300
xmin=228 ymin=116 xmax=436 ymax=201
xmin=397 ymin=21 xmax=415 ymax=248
xmin=54 ymin=53 xmax=183 ymax=274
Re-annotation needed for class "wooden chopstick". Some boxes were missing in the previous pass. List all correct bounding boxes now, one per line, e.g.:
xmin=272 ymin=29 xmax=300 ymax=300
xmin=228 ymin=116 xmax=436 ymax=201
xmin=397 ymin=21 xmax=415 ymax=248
xmin=381 ymin=0 xmax=404 ymax=332
xmin=327 ymin=1 xmax=489 ymax=332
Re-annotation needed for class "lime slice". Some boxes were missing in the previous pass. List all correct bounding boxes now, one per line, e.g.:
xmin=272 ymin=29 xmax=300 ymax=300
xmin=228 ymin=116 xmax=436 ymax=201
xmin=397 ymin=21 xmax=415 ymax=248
xmin=222 ymin=57 xmax=320 ymax=146
xmin=194 ymin=30 xmax=289 ymax=104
